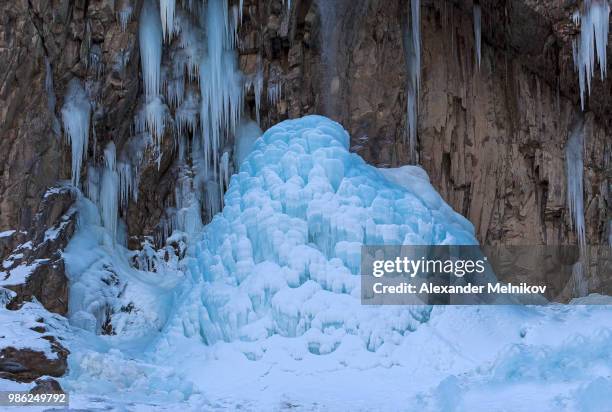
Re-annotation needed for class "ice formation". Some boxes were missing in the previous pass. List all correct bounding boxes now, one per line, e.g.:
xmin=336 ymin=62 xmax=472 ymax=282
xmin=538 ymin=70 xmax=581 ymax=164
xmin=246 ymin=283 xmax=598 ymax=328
xmin=404 ymin=0 xmax=421 ymax=163
xmin=161 ymin=116 xmax=475 ymax=351
xmin=49 ymin=116 xmax=612 ymax=410
xmin=473 ymin=4 xmax=482 ymax=68
xmin=139 ymin=0 xmax=163 ymax=98
xmin=572 ymin=0 xmax=610 ymax=109
xmin=199 ymin=0 xmax=243 ymax=176
xmin=61 ymin=79 xmax=91 ymax=187
xmin=566 ymin=118 xmax=586 ymax=251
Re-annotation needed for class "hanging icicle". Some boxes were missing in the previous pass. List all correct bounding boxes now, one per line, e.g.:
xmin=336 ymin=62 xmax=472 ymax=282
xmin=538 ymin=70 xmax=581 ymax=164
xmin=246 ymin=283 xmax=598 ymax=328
xmin=566 ymin=117 xmax=587 ymax=252
xmin=139 ymin=0 xmax=163 ymax=99
xmin=160 ymin=0 xmax=176 ymax=42
xmin=473 ymin=3 xmax=482 ymax=68
xmin=61 ymin=79 xmax=91 ymax=187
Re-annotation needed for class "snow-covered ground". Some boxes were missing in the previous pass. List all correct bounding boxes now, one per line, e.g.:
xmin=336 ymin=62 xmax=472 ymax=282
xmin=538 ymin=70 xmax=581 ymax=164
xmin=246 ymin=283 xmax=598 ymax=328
xmin=1 ymin=116 xmax=611 ymax=411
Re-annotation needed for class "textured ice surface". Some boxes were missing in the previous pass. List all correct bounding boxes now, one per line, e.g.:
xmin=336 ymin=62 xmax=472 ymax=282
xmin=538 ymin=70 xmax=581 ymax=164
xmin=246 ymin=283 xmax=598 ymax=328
xmin=8 ymin=116 xmax=610 ymax=410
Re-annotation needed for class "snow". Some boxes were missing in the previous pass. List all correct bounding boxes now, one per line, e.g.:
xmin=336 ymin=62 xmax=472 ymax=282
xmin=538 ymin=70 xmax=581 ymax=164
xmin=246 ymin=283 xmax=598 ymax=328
xmin=572 ymin=0 xmax=610 ymax=110
xmin=139 ymin=0 xmax=163 ymax=99
xmin=0 ymin=230 xmax=16 ymax=238
xmin=0 ymin=301 xmax=60 ymax=359
xmin=61 ymin=78 xmax=91 ymax=187
xmin=473 ymin=4 xmax=482 ymax=68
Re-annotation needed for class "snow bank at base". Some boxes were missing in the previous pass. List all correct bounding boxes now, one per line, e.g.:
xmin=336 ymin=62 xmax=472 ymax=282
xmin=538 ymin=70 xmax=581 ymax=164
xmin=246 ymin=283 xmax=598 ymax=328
xmin=53 ymin=116 xmax=612 ymax=410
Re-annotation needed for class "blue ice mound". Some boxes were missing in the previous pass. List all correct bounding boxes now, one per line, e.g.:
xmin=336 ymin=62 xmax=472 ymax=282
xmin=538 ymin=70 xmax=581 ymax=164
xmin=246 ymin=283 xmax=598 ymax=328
xmin=175 ymin=115 xmax=477 ymax=350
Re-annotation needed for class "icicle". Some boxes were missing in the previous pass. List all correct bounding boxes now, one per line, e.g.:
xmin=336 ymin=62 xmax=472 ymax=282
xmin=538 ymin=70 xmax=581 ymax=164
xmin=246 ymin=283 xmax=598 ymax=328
xmin=139 ymin=0 xmax=163 ymax=98
xmin=44 ymin=58 xmax=61 ymax=137
xmin=160 ymin=0 xmax=176 ymax=42
xmin=117 ymin=161 xmax=138 ymax=211
xmin=267 ymin=81 xmax=282 ymax=105
xmin=116 ymin=0 xmax=133 ymax=31
xmin=100 ymin=142 xmax=119 ymax=242
xmin=176 ymin=90 xmax=199 ymax=137
xmin=255 ymin=58 xmax=263 ymax=125
xmin=61 ymin=79 xmax=91 ymax=187
xmin=403 ymin=0 xmax=421 ymax=163
xmin=473 ymin=4 xmax=482 ymax=68
xmin=572 ymin=0 xmax=610 ymax=110
xmin=134 ymin=96 xmax=168 ymax=168
xmin=220 ymin=151 xmax=230 ymax=190
xmin=566 ymin=117 xmax=586 ymax=252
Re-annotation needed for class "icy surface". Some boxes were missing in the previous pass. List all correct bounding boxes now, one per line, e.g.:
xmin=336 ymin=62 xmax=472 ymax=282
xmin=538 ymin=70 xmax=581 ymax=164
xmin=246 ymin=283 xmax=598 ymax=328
xmin=572 ymin=0 xmax=610 ymax=109
xmin=61 ymin=79 xmax=91 ymax=187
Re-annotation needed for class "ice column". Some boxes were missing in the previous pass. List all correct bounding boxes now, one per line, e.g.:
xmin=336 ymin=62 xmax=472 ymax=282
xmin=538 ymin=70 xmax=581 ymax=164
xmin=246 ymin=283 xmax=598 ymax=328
xmin=139 ymin=0 xmax=163 ymax=98
xmin=61 ymin=79 xmax=91 ymax=187
xmin=404 ymin=0 xmax=421 ymax=163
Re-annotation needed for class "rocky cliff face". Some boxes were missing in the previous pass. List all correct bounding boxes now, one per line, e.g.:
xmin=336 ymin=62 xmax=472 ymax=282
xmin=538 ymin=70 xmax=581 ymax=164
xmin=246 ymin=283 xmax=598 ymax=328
xmin=0 ymin=0 xmax=610 ymax=374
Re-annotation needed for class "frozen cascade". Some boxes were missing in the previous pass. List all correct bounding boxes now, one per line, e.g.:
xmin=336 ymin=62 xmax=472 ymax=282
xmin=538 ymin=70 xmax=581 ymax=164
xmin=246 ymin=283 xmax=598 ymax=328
xmin=61 ymin=79 xmax=92 ymax=187
xmin=167 ymin=116 xmax=475 ymax=349
xmin=160 ymin=0 xmax=176 ymax=41
xmin=404 ymin=0 xmax=421 ymax=163
xmin=139 ymin=0 xmax=163 ymax=98
xmin=473 ymin=4 xmax=482 ymax=68
xmin=566 ymin=118 xmax=587 ymax=252
xmin=572 ymin=0 xmax=610 ymax=110
xmin=57 ymin=116 xmax=612 ymax=409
